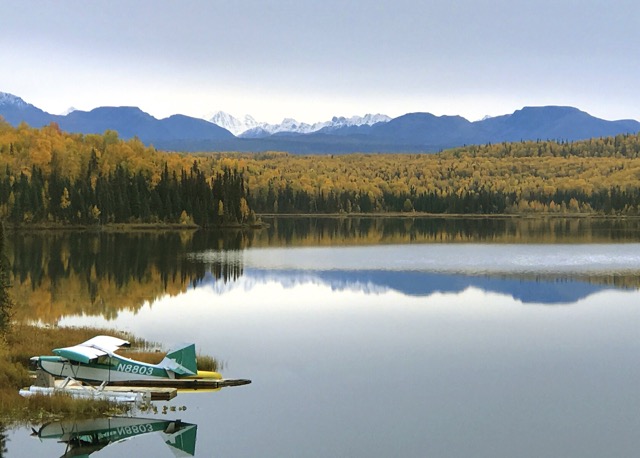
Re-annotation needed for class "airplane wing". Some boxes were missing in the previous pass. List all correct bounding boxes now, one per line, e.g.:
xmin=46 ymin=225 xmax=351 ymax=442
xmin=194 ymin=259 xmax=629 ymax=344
xmin=52 ymin=336 xmax=131 ymax=364
xmin=81 ymin=335 xmax=131 ymax=353
xmin=52 ymin=345 xmax=106 ymax=364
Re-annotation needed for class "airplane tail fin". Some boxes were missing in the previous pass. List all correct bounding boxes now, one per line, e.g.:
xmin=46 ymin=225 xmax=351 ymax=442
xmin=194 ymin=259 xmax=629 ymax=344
xmin=160 ymin=343 xmax=198 ymax=376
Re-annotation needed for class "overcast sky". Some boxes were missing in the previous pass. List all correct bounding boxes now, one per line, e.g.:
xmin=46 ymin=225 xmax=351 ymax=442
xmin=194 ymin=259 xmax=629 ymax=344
xmin=1 ymin=0 xmax=638 ymax=123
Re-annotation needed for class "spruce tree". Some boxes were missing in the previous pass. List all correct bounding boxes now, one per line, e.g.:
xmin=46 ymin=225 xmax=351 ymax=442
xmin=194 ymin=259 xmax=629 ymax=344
xmin=0 ymin=221 xmax=12 ymax=335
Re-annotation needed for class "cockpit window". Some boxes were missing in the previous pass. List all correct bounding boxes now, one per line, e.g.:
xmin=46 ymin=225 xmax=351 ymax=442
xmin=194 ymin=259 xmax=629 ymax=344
xmin=96 ymin=355 xmax=113 ymax=366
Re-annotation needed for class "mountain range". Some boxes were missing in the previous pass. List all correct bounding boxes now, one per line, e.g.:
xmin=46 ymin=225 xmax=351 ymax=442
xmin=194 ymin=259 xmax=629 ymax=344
xmin=1 ymin=91 xmax=639 ymax=154
xmin=207 ymin=111 xmax=392 ymax=137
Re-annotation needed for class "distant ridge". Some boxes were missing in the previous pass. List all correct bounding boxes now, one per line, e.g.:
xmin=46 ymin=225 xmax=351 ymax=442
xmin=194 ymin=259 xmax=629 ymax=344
xmin=1 ymin=92 xmax=639 ymax=153
xmin=0 ymin=94 xmax=234 ymax=144
xmin=0 ymin=92 xmax=53 ymax=127
xmin=206 ymin=111 xmax=392 ymax=137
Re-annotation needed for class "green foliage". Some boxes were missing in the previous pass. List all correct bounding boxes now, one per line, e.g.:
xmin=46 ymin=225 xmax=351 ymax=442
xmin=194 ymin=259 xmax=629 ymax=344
xmin=443 ymin=134 xmax=640 ymax=159
xmin=0 ymin=163 xmax=249 ymax=227
xmin=0 ymin=221 xmax=11 ymax=335
xmin=0 ymin=122 xmax=252 ymax=226
xmin=3 ymin=120 xmax=640 ymax=217
xmin=240 ymin=134 xmax=640 ymax=215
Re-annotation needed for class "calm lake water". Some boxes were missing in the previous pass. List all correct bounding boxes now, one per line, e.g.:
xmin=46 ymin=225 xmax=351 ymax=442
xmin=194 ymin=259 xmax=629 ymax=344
xmin=4 ymin=217 xmax=640 ymax=457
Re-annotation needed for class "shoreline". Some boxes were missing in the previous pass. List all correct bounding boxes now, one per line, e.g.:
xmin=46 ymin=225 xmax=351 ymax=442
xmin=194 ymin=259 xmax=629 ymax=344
xmin=3 ymin=222 xmax=264 ymax=232
xmin=4 ymin=212 xmax=640 ymax=231
xmin=250 ymin=212 xmax=640 ymax=220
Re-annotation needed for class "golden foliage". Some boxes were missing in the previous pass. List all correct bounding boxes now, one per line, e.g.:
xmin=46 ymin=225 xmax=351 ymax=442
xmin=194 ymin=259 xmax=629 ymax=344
xmin=3 ymin=121 xmax=640 ymax=216
xmin=0 ymin=120 xmax=242 ymax=185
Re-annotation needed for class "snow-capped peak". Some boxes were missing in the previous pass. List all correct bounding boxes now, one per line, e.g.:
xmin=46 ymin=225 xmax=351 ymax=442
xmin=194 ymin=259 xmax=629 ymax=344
xmin=0 ymin=92 xmax=28 ymax=108
xmin=206 ymin=111 xmax=391 ymax=137
xmin=206 ymin=111 xmax=262 ymax=136
xmin=329 ymin=113 xmax=391 ymax=127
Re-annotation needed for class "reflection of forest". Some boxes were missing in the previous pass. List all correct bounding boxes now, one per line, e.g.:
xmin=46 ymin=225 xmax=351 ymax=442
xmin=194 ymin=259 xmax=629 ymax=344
xmin=0 ymin=423 xmax=6 ymax=457
xmin=7 ymin=230 xmax=247 ymax=323
xmin=256 ymin=216 xmax=640 ymax=246
xmin=7 ymin=217 xmax=640 ymax=322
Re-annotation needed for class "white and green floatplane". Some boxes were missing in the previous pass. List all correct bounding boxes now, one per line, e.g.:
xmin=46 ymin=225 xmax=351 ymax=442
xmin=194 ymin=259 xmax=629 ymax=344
xmin=29 ymin=335 xmax=250 ymax=388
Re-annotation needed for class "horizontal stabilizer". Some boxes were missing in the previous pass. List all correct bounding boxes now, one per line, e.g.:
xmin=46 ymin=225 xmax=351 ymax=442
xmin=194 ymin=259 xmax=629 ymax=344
xmin=161 ymin=343 xmax=198 ymax=376
xmin=160 ymin=358 xmax=196 ymax=376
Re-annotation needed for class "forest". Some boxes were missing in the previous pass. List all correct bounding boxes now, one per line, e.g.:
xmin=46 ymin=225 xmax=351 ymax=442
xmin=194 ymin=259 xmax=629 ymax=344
xmin=239 ymin=134 xmax=640 ymax=215
xmin=1 ymin=119 xmax=640 ymax=222
xmin=0 ymin=121 xmax=253 ymax=226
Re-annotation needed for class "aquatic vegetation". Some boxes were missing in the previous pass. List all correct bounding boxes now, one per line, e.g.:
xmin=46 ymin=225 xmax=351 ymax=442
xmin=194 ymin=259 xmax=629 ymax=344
xmin=0 ymin=326 xmax=133 ymax=422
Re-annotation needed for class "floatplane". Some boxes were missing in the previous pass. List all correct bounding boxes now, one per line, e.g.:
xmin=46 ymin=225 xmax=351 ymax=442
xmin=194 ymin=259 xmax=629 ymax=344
xmin=31 ymin=335 xmax=216 ymax=382
xmin=27 ymin=335 xmax=250 ymax=393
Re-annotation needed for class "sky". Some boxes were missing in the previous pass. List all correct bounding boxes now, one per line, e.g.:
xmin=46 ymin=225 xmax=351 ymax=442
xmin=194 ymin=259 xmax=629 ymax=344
xmin=1 ymin=0 xmax=639 ymax=124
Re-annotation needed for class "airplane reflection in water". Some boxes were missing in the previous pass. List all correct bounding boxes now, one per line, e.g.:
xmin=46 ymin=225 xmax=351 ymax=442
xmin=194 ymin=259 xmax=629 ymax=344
xmin=33 ymin=416 xmax=197 ymax=457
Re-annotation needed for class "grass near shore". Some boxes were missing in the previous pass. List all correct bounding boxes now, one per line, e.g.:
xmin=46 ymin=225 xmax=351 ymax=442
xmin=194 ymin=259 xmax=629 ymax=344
xmin=0 ymin=324 xmax=219 ymax=423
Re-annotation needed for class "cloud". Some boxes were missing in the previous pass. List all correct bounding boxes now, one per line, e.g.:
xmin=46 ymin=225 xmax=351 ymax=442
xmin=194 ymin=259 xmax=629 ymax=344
xmin=2 ymin=0 xmax=639 ymax=122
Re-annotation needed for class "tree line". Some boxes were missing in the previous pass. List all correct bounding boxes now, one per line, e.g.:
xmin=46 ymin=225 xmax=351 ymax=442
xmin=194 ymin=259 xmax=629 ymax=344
xmin=247 ymin=180 xmax=640 ymax=215
xmin=240 ymin=134 xmax=640 ymax=215
xmin=2 ymin=120 xmax=640 ymax=218
xmin=0 ymin=221 xmax=11 ymax=334
xmin=1 ymin=161 xmax=251 ymax=226
xmin=0 ymin=121 xmax=254 ymax=226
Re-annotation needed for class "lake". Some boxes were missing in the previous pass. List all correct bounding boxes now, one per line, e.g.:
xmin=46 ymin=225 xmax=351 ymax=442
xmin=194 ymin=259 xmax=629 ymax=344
xmin=4 ymin=217 xmax=640 ymax=457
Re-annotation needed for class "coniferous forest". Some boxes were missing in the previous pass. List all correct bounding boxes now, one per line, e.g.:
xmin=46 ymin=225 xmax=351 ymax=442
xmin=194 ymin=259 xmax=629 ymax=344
xmin=0 ymin=121 xmax=253 ymax=226
xmin=2 ymin=119 xmax=640 ymax=224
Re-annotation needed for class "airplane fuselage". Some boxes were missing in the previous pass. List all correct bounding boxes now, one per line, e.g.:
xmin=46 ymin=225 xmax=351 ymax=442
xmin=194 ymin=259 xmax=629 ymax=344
xmin=37 ymin=355 xmax=171 ymax=382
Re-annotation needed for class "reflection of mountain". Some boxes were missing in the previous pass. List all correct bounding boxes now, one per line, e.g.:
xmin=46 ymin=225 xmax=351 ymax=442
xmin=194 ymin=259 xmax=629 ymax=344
xmin=34 ymin=416 xmax=197 ymax=457
xmin=8 ymin=219 xmax=640 ymax=322
xmin=201 ymin=269 xmax=622 ymax=305
xmin=305 ymin=270 xmax=613 ymax=304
